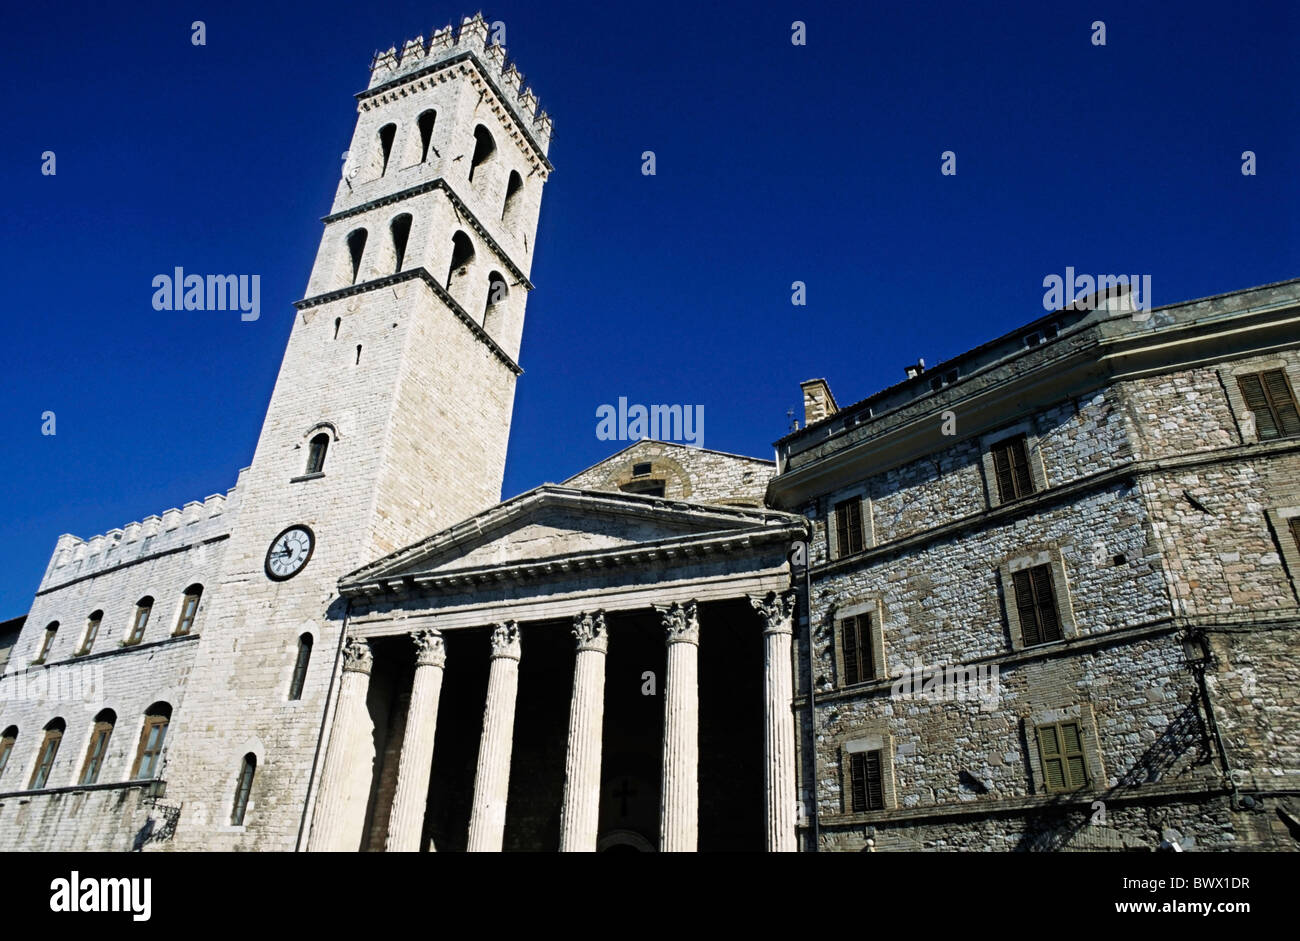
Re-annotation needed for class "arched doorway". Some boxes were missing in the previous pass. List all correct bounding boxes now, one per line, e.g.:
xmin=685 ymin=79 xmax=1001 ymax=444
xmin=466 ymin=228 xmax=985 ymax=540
xmin=598 ymin=829 xmax=655 ymax=853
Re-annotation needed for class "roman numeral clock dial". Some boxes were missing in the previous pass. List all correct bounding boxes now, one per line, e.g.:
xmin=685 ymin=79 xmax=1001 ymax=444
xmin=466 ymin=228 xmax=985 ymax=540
xmin=265 ymin=525 xmax=315 ymax=581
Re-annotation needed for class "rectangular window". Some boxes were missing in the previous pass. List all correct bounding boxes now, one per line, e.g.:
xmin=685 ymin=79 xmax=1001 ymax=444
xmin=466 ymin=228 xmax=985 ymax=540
xmin=1036 ymin=721 xmax=1089 ymax=792
xmin=1012 ymin=564 xmax=1062 ymax=647
xmin=174 ymin=591 xmax=201 ymax=636
xmin=80 ymin=723 xmax=113 ymax=786
xmin=835 ymin=497 xmax=865 ymax=557
xmin=991 ymin=434 xmax=1035 ymax=503
xmin=30 ymin=731 xmax=63 ymax=790
xmin=840 ymin=614 xmax=875 ymax=685
xmin=849 ymin=750 xmax=884 ymax=812
xmin=133 ymin=716 xmax=169 ymax=779
xmin=1238 ymin=370 xmax=1300 ymax=440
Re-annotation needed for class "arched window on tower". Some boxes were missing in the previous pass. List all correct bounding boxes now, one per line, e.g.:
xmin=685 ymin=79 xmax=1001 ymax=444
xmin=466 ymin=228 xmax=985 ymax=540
xmin=345 ymin=229 xmax=367 ymax=286
xmin=78 ymin=610 xmax=103 ymax=656
xmin=484 ymin=272 xmax=508 ymax=331
xmin=377 ymin=123 xmax=397 ymax=176
xmin=174 ymin=584 xmax=203 ymax=636
xmin=79 ymin=709 xmax=116 ymax=786
xmin=131 ymin=702 xmax=172 ymax=780
xmin=417 ymin=110 xmax=437 ymax=163
xmin=34 ymin=621 xmax=58 ymax=664
xmin=288 ymin=633 xmax=313 ymax=701
xmin=231 ymin=753 xmax=257 ymax=826
xmin=126 ymin=597 xmax=152 ymax=646
xmin=306 ymin=433 xmax=330 ymax=475
xmin=447 ymin=232 xmax=475 ymax=290
xmin=30 ymin=717 xmax=65 ymax=790
xmin=390 ymin=213 xmax=413 ymax=273
xmin=469 ymin=125 xmax=495 ymax=183
xmin=503 ymin=170 xmax=523 ymax=223
xmin=0 ymin=726 xmax=18 ymax=784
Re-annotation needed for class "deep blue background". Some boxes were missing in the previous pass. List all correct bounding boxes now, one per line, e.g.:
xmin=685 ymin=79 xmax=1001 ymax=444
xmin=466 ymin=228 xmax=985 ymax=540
xmin=1 ymin=0 xmax=1296 ymax=616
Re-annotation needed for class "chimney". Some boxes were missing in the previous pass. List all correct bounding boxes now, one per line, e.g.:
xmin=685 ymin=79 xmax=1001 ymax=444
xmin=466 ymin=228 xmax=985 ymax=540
xmin=904 ymin=358 xmax=926 ymax=379
xmin=799 ymin=378 xmax=838 ymax=426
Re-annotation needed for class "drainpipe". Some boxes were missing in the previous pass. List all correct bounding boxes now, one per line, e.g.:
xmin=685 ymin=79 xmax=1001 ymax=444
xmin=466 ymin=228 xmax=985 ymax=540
xmin=295 ymin=596 xmax=353 ymax=851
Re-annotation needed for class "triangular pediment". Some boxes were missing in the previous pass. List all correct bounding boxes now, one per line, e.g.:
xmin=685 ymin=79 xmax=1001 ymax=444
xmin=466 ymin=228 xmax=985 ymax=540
xmin=341 ymin=485 xmax=801 ymax=590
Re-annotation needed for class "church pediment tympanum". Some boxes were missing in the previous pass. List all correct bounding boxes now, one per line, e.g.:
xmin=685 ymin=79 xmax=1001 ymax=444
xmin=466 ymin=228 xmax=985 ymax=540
xmin=339 ymin=485 xmax=805 ymax=593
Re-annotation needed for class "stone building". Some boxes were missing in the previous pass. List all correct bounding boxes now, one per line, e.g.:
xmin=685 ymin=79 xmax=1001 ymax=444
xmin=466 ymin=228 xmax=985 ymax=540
xmin=0 ymin=12 xmax=1296 ymax=853
xmin=769 ymin=279 xmax=1300 ymax=851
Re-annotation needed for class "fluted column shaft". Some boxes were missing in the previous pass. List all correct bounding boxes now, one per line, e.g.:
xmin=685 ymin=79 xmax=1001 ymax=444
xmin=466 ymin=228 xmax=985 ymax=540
xmin=656 ymin=601 xmax=699 ymax=852
xmin=466 ymin=622 xmax=521 ymax=852
xmin=310 ymin=637 xmax=372 ymax=852
xmin=385 ymin=630 xmax=447 ymax=852
xmin=559 ymin=612 xmax=609 ymax=852
xmin=752 ymin=591 xmax=798 ymax=852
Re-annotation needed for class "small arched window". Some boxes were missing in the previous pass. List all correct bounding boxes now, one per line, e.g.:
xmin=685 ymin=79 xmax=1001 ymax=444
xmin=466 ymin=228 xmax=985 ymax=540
xmin=34 ymin=621 xmax=58 ymax=663
xmin=174 ymin=585 xmax=203 ymax=636
xmin=0 ymin=726 xmax=18 ymax=783
xmin=503 ymin=170 xmax=523 ymax=222
xmin=231 ymin=753 xmax=257 ymax=826
xmin=417 ymin=109 xmax=437 ymax=163
xmin=306 ymin=433 xmax=330 ymax=475
xmin=78 ymin=610 xmax=103 ymax=656
xmin=484 ymin=272 xmax=508 ymax=331
xmin=288 ymin=633 xmax=313 ymax=701
xmin=132 ymin=702 xmax=172 ymax=780
xmin=346 ymin=229 xmax=368 ymax=285
xmin=377 ymin=123 xmax=397 ymax=176
xmin=30 ymin=717 xmax=66 ymax=790
xmin=447 ymin=232 xmax=475 ymax=289
xmin=333 ymin=317 xmax=342 ymax=340
xmin=126 ymin=597 xmax=153 ymax=646
xmin=80 ymin=709 xmax=116 ymax=786
xmin=469 ymin=125 xmax=496 ymax=182
xmin=390 ymin=213 xmax=413 ymax=273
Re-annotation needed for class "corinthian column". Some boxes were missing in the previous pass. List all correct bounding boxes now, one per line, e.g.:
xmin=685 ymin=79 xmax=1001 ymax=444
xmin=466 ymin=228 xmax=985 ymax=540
xmin=466 ymin=622 xmax=521 ymax=852
xmin=559 ymin=611 xmax=609 ymax=852
xmin=309 ymin=636 xmax=372 ymax=852
xmin=384 ymin=630 xmax=447 ymax=852
xmin=655 ymin=600 xmax=699 ymax=852
xmin=751 ymin=591 xmax=798 ymax=852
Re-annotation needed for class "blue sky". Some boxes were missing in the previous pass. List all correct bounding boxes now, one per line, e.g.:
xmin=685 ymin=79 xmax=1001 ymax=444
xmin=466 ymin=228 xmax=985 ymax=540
xmin=0 ymin=0 xmax=1296 ymax=615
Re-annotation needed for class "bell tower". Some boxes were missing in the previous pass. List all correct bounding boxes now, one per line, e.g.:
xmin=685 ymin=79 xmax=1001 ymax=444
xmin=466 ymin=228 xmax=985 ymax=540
xmin=161 ymin=13 xmax=553 ymax=849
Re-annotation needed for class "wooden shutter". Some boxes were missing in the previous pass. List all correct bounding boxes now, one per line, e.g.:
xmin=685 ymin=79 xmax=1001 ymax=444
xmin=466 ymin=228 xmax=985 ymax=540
xmin=841 ymin=616 xmax=860 ymax=685
xmin=859 ymin=615 xmax=876 ymax=680
xmin=835 ymin=498 xmax=864 ymax=556
xmin=993 ymin=436 xmax=1034 ymax=502
xmin=1038 ymin=721 xmax=1088 ymax=792
xmin=1012 ymin=569 xmax=1041 ymax=646
xmin=1010 ymin=438 xmax=1034 ymax=497
xmin=1059 ymin=721 xmax=1088 ymax=789
xmin=992 ymin=441 xmax=1016 ymax=502
xmin=1262 ymin=370 xmax=1300 ymax=437
xmin=849 ymin=750 xmax=885 ymax=812
xmin=1037 ymin=724 xmax=1066 ymax=791
xmin=1030 ymin=565 xmax=1062 ymax=642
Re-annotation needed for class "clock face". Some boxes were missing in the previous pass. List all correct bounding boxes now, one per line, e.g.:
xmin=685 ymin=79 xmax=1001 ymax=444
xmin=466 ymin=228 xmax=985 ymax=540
xmin=265 ymin=525 xmax=315 ymax=581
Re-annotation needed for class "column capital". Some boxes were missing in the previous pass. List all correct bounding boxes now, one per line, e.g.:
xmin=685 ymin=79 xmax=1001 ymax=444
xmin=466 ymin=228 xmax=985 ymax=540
xmin=411 ymin=629 xmax=446 ymax=668
xmin=489 ymin=621 xmax=521 ymax=660
xmin=749 ymin=591 xmax=798 ymax=635
xmin=572 ymin=611 xmax=609 ymax=653
xmin=341 ymin=636 xmax=373 ymax=675
xmin=655 ymin=600 xmax=699 ymax=646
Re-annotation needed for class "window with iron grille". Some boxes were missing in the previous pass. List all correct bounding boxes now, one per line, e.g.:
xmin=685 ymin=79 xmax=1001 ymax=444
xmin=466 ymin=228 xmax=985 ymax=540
xmin=1238 ymin=370 xmax=1300 ymax=440
xmin=835 ymin=497 xmax=865 ymax=557
xmin=840 ymin=614 xmax=875 ymax=685
xmin=991 ymin=434 xmax=1035 ymax=503
xmin=1012 ymin=564 xmax=1062 ymax=647
xmin=849 ymin=750 xmax=885 ymax=812
xmin=1036 ymin=720 xmax=1089 ymax=792
xmin=80 ymin=711 xmax=115 ymax=786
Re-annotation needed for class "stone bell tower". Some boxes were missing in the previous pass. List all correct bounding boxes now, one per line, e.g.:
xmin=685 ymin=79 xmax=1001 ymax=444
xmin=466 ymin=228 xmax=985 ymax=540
xmin=160 ymin=13 xmax=553 ymax=850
